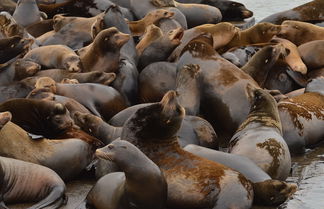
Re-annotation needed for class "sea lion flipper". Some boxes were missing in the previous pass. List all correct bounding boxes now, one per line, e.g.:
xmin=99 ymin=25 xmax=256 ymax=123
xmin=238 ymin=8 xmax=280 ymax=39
xmin=27 ymin=185 xmax=66 ymax=209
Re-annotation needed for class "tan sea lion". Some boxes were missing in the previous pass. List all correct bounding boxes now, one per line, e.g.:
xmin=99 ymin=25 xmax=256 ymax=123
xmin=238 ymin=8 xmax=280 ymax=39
xmin=136 ymin=24 xmax=163 ymax=55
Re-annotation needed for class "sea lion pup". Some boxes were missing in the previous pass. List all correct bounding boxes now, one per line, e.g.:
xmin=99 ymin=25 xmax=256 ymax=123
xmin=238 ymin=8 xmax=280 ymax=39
xmin=184 ymin=144 xmax=297 ymax=206
xmin=298 ymin=40 xmax=324 ymax=70
xmin=121 ymin=91 xmax=253 ymax=209
xmin=22 ymin=45 xmax=82 ymax=72
xmin=85 ymin=140 xmax=167 ymax=209
xmin=229 ymin=84 xmax=291 ymax=180
xmin=0 ymin=98 xmax=74 ymax=138
xmin=260 ymin=0 xmax=324 ymax=24
xmin=79 ymin=27 xmax=130 ymax=73
xmin=0 ymin=156 xmax=67 ymax=209
xmin=168 ymin=22 xmax=240 ymax=62
xmin=13 ymin=0 xmax=47 ymax=28
xmin=218 ymin=22 xmax=281 ymax=54
xmin=136 ymin=24 xmax=163 ymax=55
xmin=278 ymin=20 xmax=324 ymax=46
xmin=278 ymin=77 xmax=324 ymax=154
xmin=138 ymin=27 xmax=183 ymax=70
xmin=34 ymin=70 xmax=116 ymax=85
xmin=271 ymin=37 xmax=307 ymax=75
xmin=241 ymin=44 xmax=288 ymax=88
xmin=127 ymin=9 xmax=174 ymax=36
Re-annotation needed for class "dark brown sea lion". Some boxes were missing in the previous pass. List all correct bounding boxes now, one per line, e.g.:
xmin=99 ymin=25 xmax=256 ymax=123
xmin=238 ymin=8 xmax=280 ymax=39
xmin=229 ymin=84 xmax=291 ymax=180
xmin=184 ymin=144 xmax=297 ymax=206
xmin=260 ymin=0 xmax=324 ymax=24
xmin=0 ymin=119 xmax=95 ymax=180
xmin=121 ymin=91 xmax=253 ymax=209
xmin=127 ymin=9 xmax=174 ymax=36
xmin=0 ymin=156 xmax=67 ymax=208
xmin=168 ymin=22 xmax=240 ymax=61
xmin=0 ymin=36 xmax=32 ymax=64
xmin=218 ymin=22 xmax=281 ymax=53
xmin=136 ymin=24 xmax=163 ymax=55
xmin=79 ymin=27 xmax=130 ymax=73
xmin=277 ymin=20 xmax=324 ymax=46
xmin=26 ymin=18 xmax=53 ymax=38
xmin=177 ymin=35 xmax=258 ymax=143
xmin=0 ymin=98 xmax=74 ymax=138
xmin=13 ymin=0 xmax=47 ymax=28
xmin=23 ymin=45 xmax=82 ymax=72
xmin=278 ymin=77 xmax=324 ymax=154
xmin=86 ymin=139 xmax=167 ymax=209
xmin=298 ymin=40 xmax=324 ymax=70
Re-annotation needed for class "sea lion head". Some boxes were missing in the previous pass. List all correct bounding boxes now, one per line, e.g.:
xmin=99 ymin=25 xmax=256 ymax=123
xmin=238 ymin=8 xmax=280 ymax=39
xmin=253 ymin=180 xmax=297 ymax=206
xmin=94 ymin=27 xmax=130 ymax=52
xmin=14 ymin=59 xmax=41 ymax=79
xmin=46 ymin=102 xmax=74 ymax=134
xmin=249 ymin=22 xmax=281 ymax=43
xmin=27 ymin=87 xmax=55 ymax=100
xmin=74 ymin=111 xmax=102 ymax=135
xmin=277 ymin=20 xmax=314 ymax=45
xmin=122 ymin=91 xmax=185 ymax=141
xmin=0 ymin=111 xmax=12 ymax=129
xmin=35 ymin=77 xmax=57 ymax=93
xmin=63 ymin=55 xmax=82 ymax=72
xmin=148 ymin=9 xmax=175 ymax=20
xmin=168 ymin=27 xmax=184 ymax=46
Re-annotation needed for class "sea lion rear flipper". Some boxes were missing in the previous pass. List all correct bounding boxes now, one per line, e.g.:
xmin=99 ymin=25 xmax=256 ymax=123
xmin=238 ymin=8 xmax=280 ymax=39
xmin=27 ymin=186 xmax=67 ymax=209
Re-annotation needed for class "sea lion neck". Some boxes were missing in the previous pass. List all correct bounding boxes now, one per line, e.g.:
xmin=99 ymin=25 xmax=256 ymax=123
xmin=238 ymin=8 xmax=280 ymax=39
xmin=181 ymin=38 xmax=217 ymax=59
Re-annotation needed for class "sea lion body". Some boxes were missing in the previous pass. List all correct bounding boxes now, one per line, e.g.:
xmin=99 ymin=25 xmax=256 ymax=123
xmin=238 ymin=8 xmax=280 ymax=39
xmin=121 ymin=91 xmax=253 ymax=209
xmin=0 ymin=156 xmax=66 ymax=208
xmin=229 ymin=85 xmax=291 ymax=180
xmin=298 ymin=40 xmax=324 ymax=70
xmin=23 ymin=45 xmax=82 ymax=72
xmin=0 ymin=36 xmax=32 ymax=64
xmin=86 ymin=140 xmax=167 ymax=209
xmin=0 ymin=121 xmax=94 ymax=180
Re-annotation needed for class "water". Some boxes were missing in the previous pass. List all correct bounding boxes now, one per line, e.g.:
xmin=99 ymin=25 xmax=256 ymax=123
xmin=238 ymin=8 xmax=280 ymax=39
xmin=237 ymin=0 xmax=313 ymax=22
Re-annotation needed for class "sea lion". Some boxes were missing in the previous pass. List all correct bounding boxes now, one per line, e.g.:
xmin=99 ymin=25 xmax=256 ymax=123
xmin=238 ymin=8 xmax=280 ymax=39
xmin=136 ymin=24 xmax=163 ymax=55
xmin=0 ymin=36 xmax=33 ymax=64
xmin=26 ymin=19 xmax=53 ymax=38
xmin=139 ymin=62 xmax=176 ymax=103
xmin=0 ymin=0 xmax=16 ymax=14
xmin=271 ymin=37 xmax=307 ymax=74
xmin=0 ymin=11 xmax=26 ymax=38
xmin=174 ymin=1 xmax=222 ymax=28
xmin=218 ymin=22 xmax=281 ymax=53
xmin=278 ymin=77 xmax=324 ymax=154
xmin=277 ymin=20 xmax=324 ymax=46
xmin=138 ymin=27 xmax=183 ymax=70
xmin=168 ymin=22 xmax=240 ymax=62
xmin=184 ymin=144 xmax=297 ymax=206
xmin=34 ymin=70 xmax=116 ymax=85
xmin=0 ymin=156 xmax=66 ymax=208
xmin=79 ymin=27 xmax=130 ymax=73
xmin=177 ymin=35 xmax=258 ymax=143
xmin=241 ymin=44 xmax=288 ymax=88
xmin=23 ymin=45 xmax=82 ymax=72
xmin=0 ymin=119 xmax=95 ymax=180
xmin=260 ymin=0 xmax=324 ymax=24
xmin=13 ymin=0 xmax=46 ymax=28
xmin=86 ymin=140 xmax=167 ymax=209
xmin=229 ymin=84 xmax=291 ymax=180
xmin=0 ymin=98 xmax=74 ymax=138
xmin=298 ymin=40 xmax=324 ymax=70
xmin=127 ymin=9 xmax=174 ymax=36
xmin=121 ymin=91 xmax=253 ymax=209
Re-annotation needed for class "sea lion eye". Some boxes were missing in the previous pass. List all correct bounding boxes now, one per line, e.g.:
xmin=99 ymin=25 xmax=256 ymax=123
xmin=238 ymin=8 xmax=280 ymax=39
xmin=120 ymin=146 xmax=127 ymax=149
xmin=108 ymin=144 xmax=114 ymax=149
xmin=104 ymin=37 xmax=108 ymax=41
xmin=164 ymin=11 xmax=168 ymax=15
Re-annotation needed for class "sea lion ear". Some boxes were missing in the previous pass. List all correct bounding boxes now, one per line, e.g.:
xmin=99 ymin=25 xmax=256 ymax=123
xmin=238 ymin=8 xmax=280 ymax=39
xmin=54 ymin=103 xmax=65 ymax=114
xmin=245 ymin=83 xmax=256 ymax=101
xmin=0 ymin=111 xmax=12 ymax=127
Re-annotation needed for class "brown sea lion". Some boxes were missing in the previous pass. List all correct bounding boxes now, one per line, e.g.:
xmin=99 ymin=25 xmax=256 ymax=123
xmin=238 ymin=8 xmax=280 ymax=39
xmin=23 ymin=45 xmax=82 ymax=72
xmin=121 ymin=91 xmax=253 ymax=209
xmin=0 ymin=156 xmax=67 ymax=208
xmin=271 ymin=37 xmax=307 ymax=74
xmin=86 ymin=139 xmax=167 ymax=209
xmin=298 ymin=40 xmax=324 ymax=70
xmin=0 ymin=98 xmax=74 ymax=138
xmin=26 ymin=19 xmax=53 ymax=38
xmin=136 ymin=24 xmax=163 ymax=55
xmin=218 ymin=22 xmax=281 ymax=53
xmin=229 ymin=84 xmax=291 ymax=180
xmin=79 ymin=27 xmax=130 ymax=73
xmin=277 ymin=20 xmax=324 ymax=46
xmin=168 ymin=22 xmax=240 ymax=61
xmin=184 ymin=144 xmax=297 ymax=206
xmin=0 ymin=119 xmax=95 ymax=180
xmin=278 ymin=77 xmax=324 ymax=154
xmin=260 ymin=0 xmax=324 ymax=24
xmin=127 ymin=9 xmax=174 ymax=36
